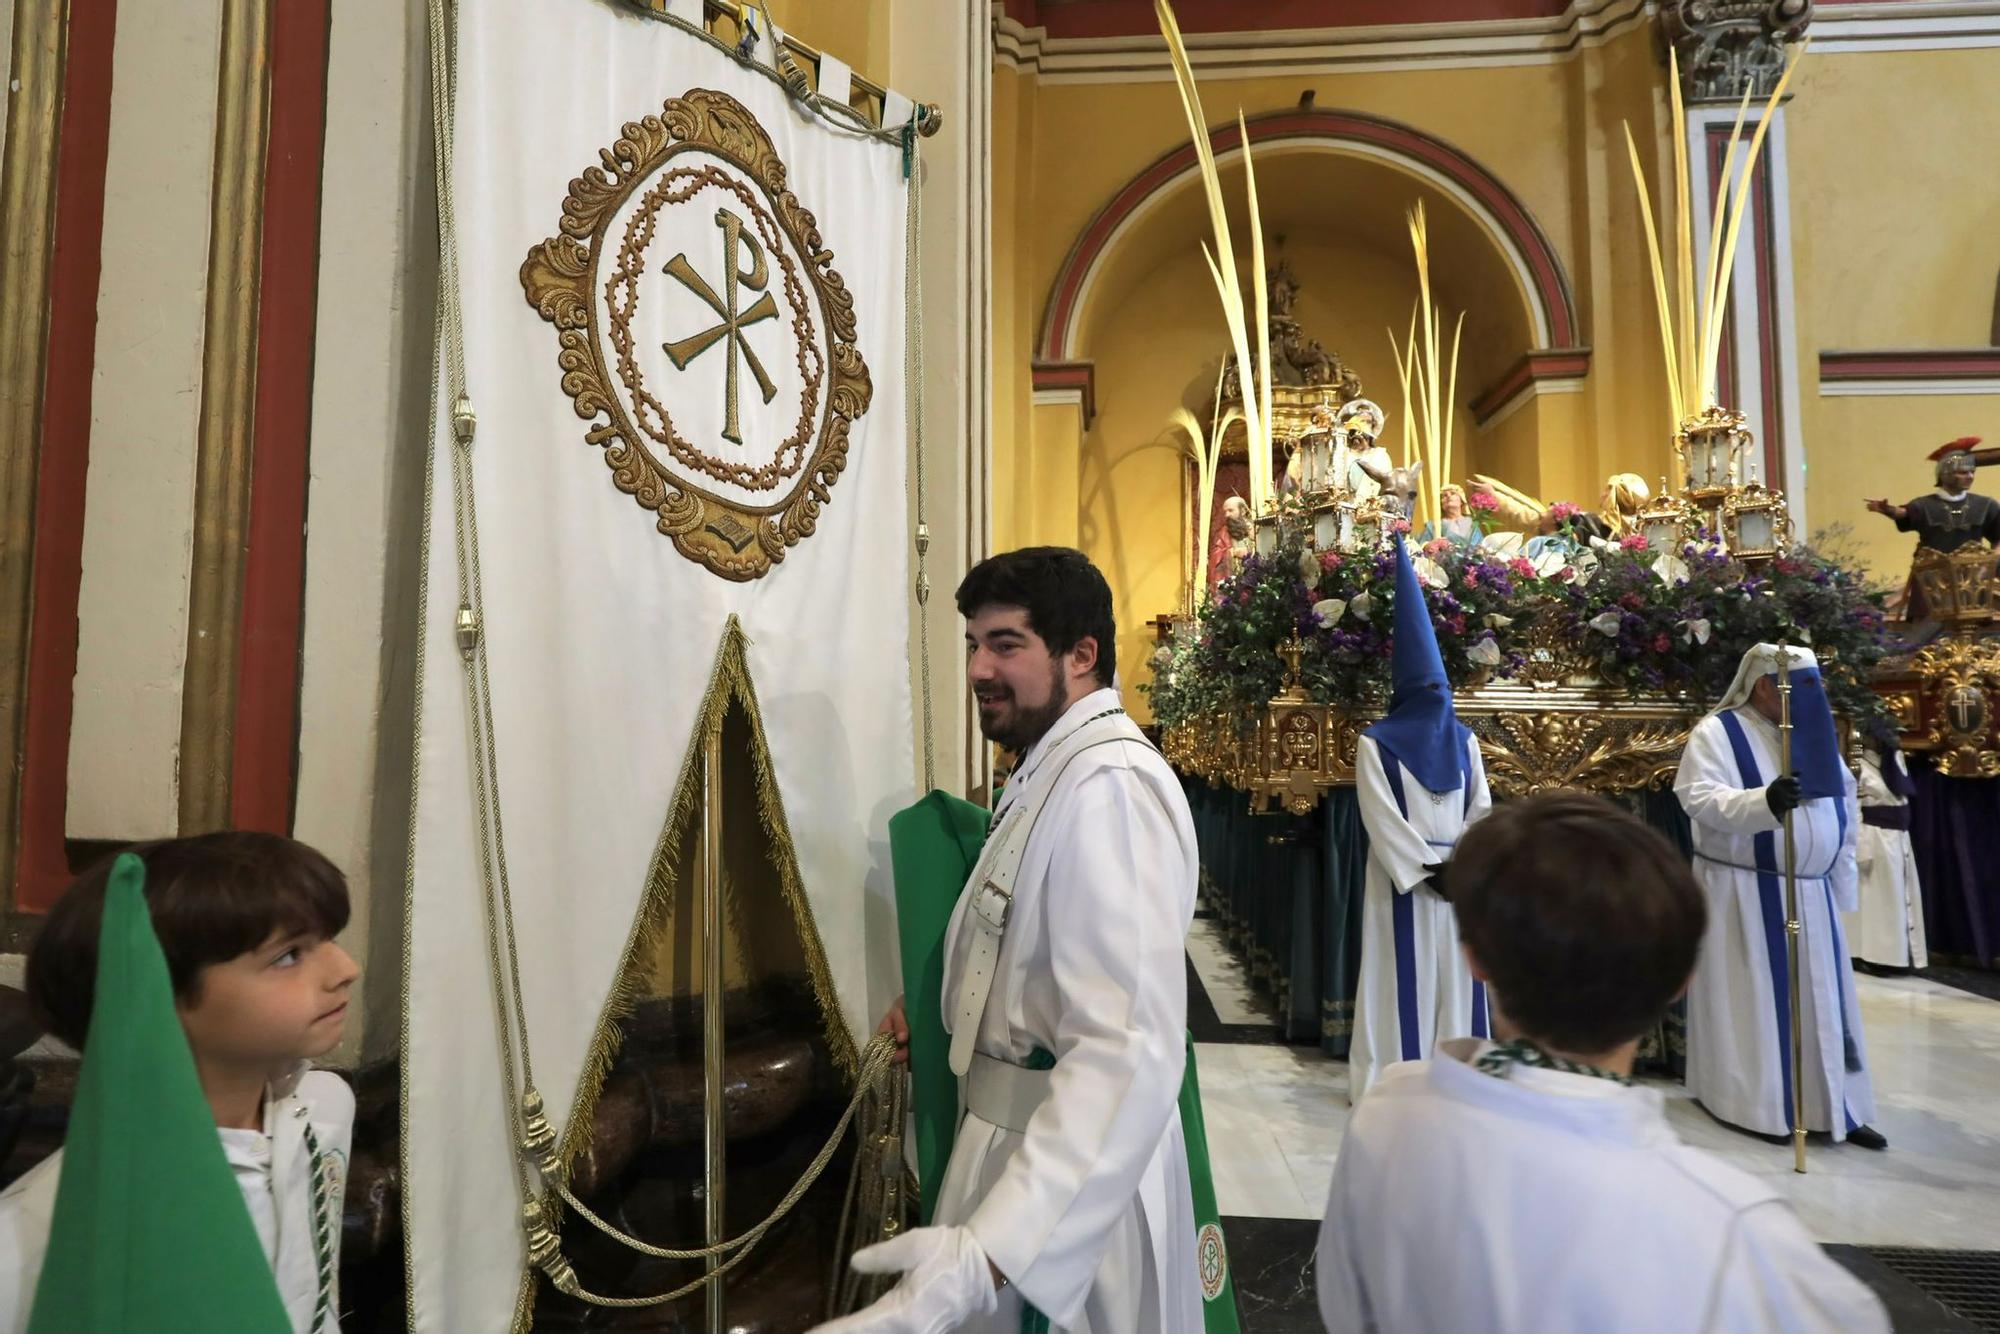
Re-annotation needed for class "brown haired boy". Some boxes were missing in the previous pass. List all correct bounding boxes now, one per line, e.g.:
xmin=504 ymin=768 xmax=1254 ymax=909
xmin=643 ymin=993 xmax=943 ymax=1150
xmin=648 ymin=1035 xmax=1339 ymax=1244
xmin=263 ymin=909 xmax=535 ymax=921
xmin=1316 ymin=793 xmax=1887 ymax=1333
xmin=0 ymin=832 xmax=359 ymax=1333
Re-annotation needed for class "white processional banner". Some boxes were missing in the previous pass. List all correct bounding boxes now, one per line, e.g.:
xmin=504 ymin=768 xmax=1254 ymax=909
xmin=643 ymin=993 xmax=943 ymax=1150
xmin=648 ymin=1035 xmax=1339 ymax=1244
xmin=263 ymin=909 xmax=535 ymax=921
xmin=403 ymin=4 xmax=916 ymax=1329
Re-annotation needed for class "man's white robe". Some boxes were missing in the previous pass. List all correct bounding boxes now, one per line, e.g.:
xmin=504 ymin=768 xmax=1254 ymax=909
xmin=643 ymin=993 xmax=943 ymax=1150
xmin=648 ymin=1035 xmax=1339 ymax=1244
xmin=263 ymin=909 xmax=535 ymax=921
xmin=1676 ymin=708 xmax=1877 ymax=1139
xmin=1347 ymin=733 xmax=1491 ymax=1101
xmin=1843 ymin=753 xmax=1928 ymax=969
xmin=1316 ymin=1038 xmax=1890 ymax=1333
xmin=935 ymin=687 xmax=1202 ymax=1333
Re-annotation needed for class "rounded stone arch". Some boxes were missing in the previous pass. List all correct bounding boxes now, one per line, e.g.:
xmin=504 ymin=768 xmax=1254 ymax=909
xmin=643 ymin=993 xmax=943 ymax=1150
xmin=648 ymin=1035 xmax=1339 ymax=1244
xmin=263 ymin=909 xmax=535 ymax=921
xmin=1037 ymin=108 xmax=1580 ymax=372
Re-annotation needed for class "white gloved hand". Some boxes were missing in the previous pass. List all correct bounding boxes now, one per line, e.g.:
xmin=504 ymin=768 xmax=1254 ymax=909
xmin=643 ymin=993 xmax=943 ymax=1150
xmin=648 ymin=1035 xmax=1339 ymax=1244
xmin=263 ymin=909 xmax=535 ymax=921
xmin=809 ymin=1226 xmax=1002 ymax=1334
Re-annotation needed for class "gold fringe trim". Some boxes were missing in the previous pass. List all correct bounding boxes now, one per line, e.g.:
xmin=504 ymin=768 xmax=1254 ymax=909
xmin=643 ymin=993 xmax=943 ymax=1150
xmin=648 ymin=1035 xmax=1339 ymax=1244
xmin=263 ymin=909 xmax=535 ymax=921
xmin=549 ymin=614 xmax=863 ymax=1185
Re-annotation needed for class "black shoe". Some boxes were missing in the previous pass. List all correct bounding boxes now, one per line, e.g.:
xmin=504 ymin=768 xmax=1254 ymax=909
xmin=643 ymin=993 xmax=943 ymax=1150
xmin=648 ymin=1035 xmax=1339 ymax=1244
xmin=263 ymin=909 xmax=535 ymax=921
xmin=1846 ymin=1125 xmax=1888 ymax=1150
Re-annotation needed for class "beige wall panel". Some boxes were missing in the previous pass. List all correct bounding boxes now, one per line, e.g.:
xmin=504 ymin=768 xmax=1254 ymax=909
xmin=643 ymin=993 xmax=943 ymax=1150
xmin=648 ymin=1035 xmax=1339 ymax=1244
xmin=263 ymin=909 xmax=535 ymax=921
xmin=294 ymin=0 xmax=435 ymax=1066
xmin=0 ymin=1 xmax=15 ymax=149
xmin=1788 ymin=49 xmax=2000 ymax=351
xmin=1788 ymin=47 xmax=2000 ymax=584
xmin=892 ymin=0 xmax=988 ymax=803
xmin=65 ymin=0 xmax=223 ymax=840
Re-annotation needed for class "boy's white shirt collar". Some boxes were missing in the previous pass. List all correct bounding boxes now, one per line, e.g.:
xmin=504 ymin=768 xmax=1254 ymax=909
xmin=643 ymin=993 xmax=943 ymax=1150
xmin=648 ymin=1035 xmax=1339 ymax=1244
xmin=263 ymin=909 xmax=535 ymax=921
xmin=1430 ymin=1037 xmax=1673 ymax=1147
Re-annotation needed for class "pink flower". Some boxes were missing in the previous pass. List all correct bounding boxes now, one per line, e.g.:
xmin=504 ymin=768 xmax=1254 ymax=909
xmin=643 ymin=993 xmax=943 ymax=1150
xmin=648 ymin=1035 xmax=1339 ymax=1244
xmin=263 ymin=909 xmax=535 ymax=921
xmin=1468 ymin=491 xmax=1500 ymax=512
xmin=1391 ymin=518 xmax=1413 ymax=535
xmin=1463 ymin=568 xmax=1480 ymax=587
xmin=1549 ymin=501 xmax=1582 ymax=521
xmin=1652 ymin=633 xmax=1671 ymax=653
xmin=1509 ymin=557 xmax=1536 ymax=579
xmin=1320 ymin=552 xmax=1344 ymax=571
xmin=1424 ymin=538 xmax=1452 ymax=556
xmin=1621 ymin=533 xmax=1649 ymax=551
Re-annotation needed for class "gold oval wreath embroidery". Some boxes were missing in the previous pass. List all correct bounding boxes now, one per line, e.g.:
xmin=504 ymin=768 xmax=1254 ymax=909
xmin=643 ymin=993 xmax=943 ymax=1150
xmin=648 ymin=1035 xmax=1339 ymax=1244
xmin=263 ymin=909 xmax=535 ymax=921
xmin=520 ymin=88 xmax=872 ymax=582
xmin=605 ymin=163 xmax=821 ymax=492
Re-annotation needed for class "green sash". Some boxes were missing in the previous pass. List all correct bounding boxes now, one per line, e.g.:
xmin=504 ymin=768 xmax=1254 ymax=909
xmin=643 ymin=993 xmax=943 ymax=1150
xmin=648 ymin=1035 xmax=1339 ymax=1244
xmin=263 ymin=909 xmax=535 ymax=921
xmin=888 ymin=791 xmax=1241 ymax=1333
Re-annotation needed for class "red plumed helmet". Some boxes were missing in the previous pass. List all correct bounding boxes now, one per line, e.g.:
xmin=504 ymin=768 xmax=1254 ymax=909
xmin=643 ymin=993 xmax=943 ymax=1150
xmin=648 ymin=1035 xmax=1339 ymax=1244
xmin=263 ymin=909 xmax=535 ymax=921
xmin=1929 ymin=437 xmax=1983 ymax=461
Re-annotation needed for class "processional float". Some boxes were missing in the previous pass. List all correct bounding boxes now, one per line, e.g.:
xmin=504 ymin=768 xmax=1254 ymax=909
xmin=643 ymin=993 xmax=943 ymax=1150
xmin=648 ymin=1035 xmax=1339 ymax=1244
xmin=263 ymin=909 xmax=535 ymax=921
xmin=1152 ymin=31 xmax=1836 ymax=1169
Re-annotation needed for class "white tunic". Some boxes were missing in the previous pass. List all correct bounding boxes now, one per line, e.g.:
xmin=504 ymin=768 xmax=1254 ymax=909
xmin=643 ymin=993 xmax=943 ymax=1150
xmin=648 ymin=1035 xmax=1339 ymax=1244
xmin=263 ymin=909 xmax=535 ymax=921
xmin=1316 ymin=1039 xmax=1890 ymax=1333
xmin=1842 ymin=754 xmax=1928 ymax=969
xmin=0 ymin=1066 xmax=353 ymax=1334
xmin=936 ymin=688 xmax=1201 ymax=1333
xmin=1348 ymin=733 xmax=1492 ymax=1101
xmin=1675 ymin=709 xmax=1877 ymax=1140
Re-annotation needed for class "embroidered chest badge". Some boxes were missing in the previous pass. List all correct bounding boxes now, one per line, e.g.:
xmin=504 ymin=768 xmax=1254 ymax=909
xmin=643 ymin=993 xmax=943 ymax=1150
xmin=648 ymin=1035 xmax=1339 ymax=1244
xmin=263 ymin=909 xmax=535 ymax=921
xmin=1196 ymin=1221 xmax=1229 ymax=1300
xmin=521 ymin=89 xmax=872 ymax=581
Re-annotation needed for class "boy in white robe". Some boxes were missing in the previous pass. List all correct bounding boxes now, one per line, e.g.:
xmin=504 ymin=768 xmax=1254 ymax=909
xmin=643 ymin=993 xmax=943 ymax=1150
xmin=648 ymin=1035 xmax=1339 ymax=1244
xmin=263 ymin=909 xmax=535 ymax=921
xmin=1318 ymin=793 xmax=1889 ymax=1334
xmin=1844 ymin=730 xmax=1928 ymax=971
xmin=821 ymin=548 xmax=1204 ymax=1334
xmin=0 ymin=833 xmax=359 ymax=1334
xmin=1348 ymin=535 xmax=1492 ymax=1100
xmin=1675 ymin=644 xmax=1884 ymax=1148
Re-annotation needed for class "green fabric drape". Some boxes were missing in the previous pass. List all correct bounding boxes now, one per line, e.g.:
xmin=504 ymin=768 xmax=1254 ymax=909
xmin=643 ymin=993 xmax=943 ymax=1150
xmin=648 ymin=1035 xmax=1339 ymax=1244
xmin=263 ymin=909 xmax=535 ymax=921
xmin=888 ymin=791 xmax=992 ymax=1224
xmin=29 ymin=855 xmax=289 ymax=1333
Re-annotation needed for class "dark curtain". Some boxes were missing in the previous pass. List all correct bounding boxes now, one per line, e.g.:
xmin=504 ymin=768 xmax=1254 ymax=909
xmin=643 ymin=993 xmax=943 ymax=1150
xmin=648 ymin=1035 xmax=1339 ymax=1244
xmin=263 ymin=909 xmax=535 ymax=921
xmin=1317 ymin=790 xmax=1371 ymax=1059
xmin=1185 ymin=778 xmax=1370 ymax=1052
xmin=1616 ymin=786 xmax=1693 ymax=1077
xmin=1909 ymin=754 xmax=2000 ymax=966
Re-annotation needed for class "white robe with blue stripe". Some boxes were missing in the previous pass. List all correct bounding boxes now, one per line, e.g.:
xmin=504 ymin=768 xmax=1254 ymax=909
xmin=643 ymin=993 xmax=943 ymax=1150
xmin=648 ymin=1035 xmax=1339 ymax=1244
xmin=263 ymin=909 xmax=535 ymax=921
xmin=1676 ymin=707 xmax=1877 ymax=1140
xmin=1348 ymin=734 xmax=1492 ymax=1102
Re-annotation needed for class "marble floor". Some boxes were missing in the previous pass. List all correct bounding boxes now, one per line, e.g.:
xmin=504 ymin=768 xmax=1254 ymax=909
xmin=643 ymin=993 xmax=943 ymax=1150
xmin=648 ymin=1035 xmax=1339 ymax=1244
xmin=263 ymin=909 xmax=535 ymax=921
xmin=1187 ymin=920 xmax=2000 ymax=1249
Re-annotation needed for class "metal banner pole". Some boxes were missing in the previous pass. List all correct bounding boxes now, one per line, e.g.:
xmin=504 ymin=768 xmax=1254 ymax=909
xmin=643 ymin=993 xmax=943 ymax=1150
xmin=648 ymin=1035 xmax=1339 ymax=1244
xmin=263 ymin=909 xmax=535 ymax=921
xmin=703 ymin=724 xmax=728 ymax=1330
xmin=1776 ymin=646 xmax=1807 ymax=1175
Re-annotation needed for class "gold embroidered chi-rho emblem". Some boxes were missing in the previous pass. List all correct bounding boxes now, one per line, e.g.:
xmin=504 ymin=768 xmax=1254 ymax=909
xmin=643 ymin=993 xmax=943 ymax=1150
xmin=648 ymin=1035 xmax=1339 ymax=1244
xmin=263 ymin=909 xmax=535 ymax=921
xmin=521 ymin=88 xmax=871 ymax=581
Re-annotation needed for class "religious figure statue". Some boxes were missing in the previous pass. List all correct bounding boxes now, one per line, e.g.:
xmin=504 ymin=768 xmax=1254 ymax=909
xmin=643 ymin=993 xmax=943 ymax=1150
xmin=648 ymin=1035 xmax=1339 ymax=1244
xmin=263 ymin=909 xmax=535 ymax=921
xmin=1598 ymin=473 xmax=1652 ymax=539
xmin=1340 ymin=400 xmax=1393 ymax=504
xmin=1220 ymin=261 xmax=1364 ymax=402
xmin=1207 ymin=493 xmax=1253 ymax=594
xmin=1419 ymin=483 xmax=1481 ymax=548
xmin=1865 ymin=439 xmax=2000 ymax=554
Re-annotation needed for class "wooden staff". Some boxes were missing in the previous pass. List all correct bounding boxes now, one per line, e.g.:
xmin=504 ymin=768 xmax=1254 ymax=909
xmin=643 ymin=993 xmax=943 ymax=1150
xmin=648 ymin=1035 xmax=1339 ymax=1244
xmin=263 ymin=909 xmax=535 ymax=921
xmin=1776 ymin=646 xmax=1808 ymax=1174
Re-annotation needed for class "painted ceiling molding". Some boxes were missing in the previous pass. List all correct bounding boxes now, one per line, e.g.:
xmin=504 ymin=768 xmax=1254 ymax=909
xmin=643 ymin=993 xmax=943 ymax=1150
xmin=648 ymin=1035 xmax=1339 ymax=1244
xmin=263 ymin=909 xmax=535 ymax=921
xmin=1037 ymin=108 xmax=1578 ymax=365
xmin=993 ymin=1 xmax=2000 ymax=80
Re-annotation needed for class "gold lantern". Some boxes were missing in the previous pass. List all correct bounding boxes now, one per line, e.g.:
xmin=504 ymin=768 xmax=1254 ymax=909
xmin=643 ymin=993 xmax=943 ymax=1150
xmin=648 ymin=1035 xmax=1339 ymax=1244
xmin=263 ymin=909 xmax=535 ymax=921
xmin=1636 ymin=481 xmax=1697 ymax=553
xmin=1721 ymin=482 xmax=1793 ymax=563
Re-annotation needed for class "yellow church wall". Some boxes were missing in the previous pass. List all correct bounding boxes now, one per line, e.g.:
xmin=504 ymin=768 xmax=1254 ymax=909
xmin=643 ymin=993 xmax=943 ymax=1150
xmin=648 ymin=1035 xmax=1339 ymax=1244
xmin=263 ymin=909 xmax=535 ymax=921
xmin=1561 ymin=21 xmax=1685 ymax=498
xmin=763 ymin=0 xmax=891 ymax=89
xmin=1783 ymin=48 xmax=2000 ymax=581
xmin=1785 ymin=50 xmax=2000 ymax=350
xmin=993 ymin=63 xmax=1036 ymax=555
xmin=991 ymin=24 xmax=2000 ymax=718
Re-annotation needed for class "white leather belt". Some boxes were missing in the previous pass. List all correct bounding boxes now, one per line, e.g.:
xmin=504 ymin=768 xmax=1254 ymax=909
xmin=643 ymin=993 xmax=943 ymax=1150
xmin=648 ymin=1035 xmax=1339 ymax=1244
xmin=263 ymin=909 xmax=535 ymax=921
xmin=945 ymin=711 xmax=1138 ymax=1079
xmin=964 ymin=1051 xmax=1053 ymax=1134
xmin=947 ymin=878 xmax=1015 ymax=1077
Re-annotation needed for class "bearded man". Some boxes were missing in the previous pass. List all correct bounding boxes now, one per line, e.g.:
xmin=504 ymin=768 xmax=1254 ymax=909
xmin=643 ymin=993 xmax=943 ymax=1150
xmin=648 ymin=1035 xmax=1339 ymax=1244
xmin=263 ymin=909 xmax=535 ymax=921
xmin=819 ymin=547 xmax=1218 ymax=1334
